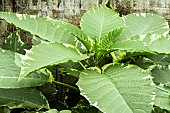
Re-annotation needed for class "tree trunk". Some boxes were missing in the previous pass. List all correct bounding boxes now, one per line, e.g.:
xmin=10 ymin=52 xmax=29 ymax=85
xmin=113 ymin=0 xmax=170 ymax=23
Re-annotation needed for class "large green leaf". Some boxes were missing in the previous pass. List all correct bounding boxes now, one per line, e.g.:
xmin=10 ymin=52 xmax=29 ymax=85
xmin=80 ymin=7 xmax=124 ymax=41
xmin=0 ymin=49 xmax=53 ymax=88
xmin=77 ymin=64 xmax=153 ymax=113
xmin=0 ymin=12 xmax=75 ymax=45
xmin=119 ymin=13 xmax=169 ymax=40
xmin=154 ymin=86 xmax=170 ymax=110
xmin=0 ymin=88 xmax=49 ymax=110
xmin=20 ymin=42 xmax=88 ymax=80
xmin=104 ymin=64 xmax=153 ymax=113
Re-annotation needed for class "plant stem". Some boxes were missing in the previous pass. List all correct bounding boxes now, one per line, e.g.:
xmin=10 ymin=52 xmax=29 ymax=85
xmin=79 ymin=61 xmax=86 ymax=70
xmin=53 ymin=81 xmax=79 ymax=92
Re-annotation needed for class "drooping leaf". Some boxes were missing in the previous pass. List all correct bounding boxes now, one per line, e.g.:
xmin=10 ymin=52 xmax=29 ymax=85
xmin=80 ymin=7 xmax=124 ymax=41
xmin=0 ymin=88 xmax=49 ymax=110
xmin=119 ymin=13 xmax=169 ymax=40
xmin=0 ymin=12 xmax=76 ymax=45
xmin=100 ymin=27 xmax=124 ymax=49
xmin=151 ymin=66 xmax=170 ymax=84
xmin=77 ymin=64 xmax=153 ymax=113
xmin=154 ymin=85 xmax=170 ymax=110
xmin=1 ymin=32 xmax=29 ymax=54
xmin=0 ymin=49 xmax=53 ymax=88
xmin=20 ymin=42 xmax=88 ymax=80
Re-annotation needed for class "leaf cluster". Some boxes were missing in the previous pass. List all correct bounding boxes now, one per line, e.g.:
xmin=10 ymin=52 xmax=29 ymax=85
xmin=0 ymin=4 xmax=169 ymax=113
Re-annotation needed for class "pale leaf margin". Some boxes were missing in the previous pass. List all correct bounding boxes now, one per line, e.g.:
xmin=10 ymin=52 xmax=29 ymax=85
xmin=19 ymin=42 xmax=88 ymax=80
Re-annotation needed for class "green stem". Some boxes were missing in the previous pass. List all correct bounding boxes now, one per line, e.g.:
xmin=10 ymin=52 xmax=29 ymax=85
xmin=79 ymin=61 xmax=86 ymax=70
xmin=53 ymin=81 xmax=79 ymax=92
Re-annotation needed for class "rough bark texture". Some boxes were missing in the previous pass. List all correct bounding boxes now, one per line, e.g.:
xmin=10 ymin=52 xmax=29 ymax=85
xmin=113 ymin=0 xmax=170 ymax=21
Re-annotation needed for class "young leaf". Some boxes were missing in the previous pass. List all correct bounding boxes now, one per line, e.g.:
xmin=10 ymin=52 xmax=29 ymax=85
xmin=0 ymin=12 xmax=76 ymax=45
xmin=77 ymin=64 xmax=153 ymax=113
xmin=0 ymin=49 xmax=53 ymax=88
xmin=119 ymin=13 xmax=169 ymax=40
xmin=100 ymin=27 xmax=124 ymax=49
xmin=0 ymin=88 xmax=49 ymax=110
xmin=20 ymin=42 xmax=88 ymax=80
xmin=80 ymin=7 xmax=124 ymax=41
